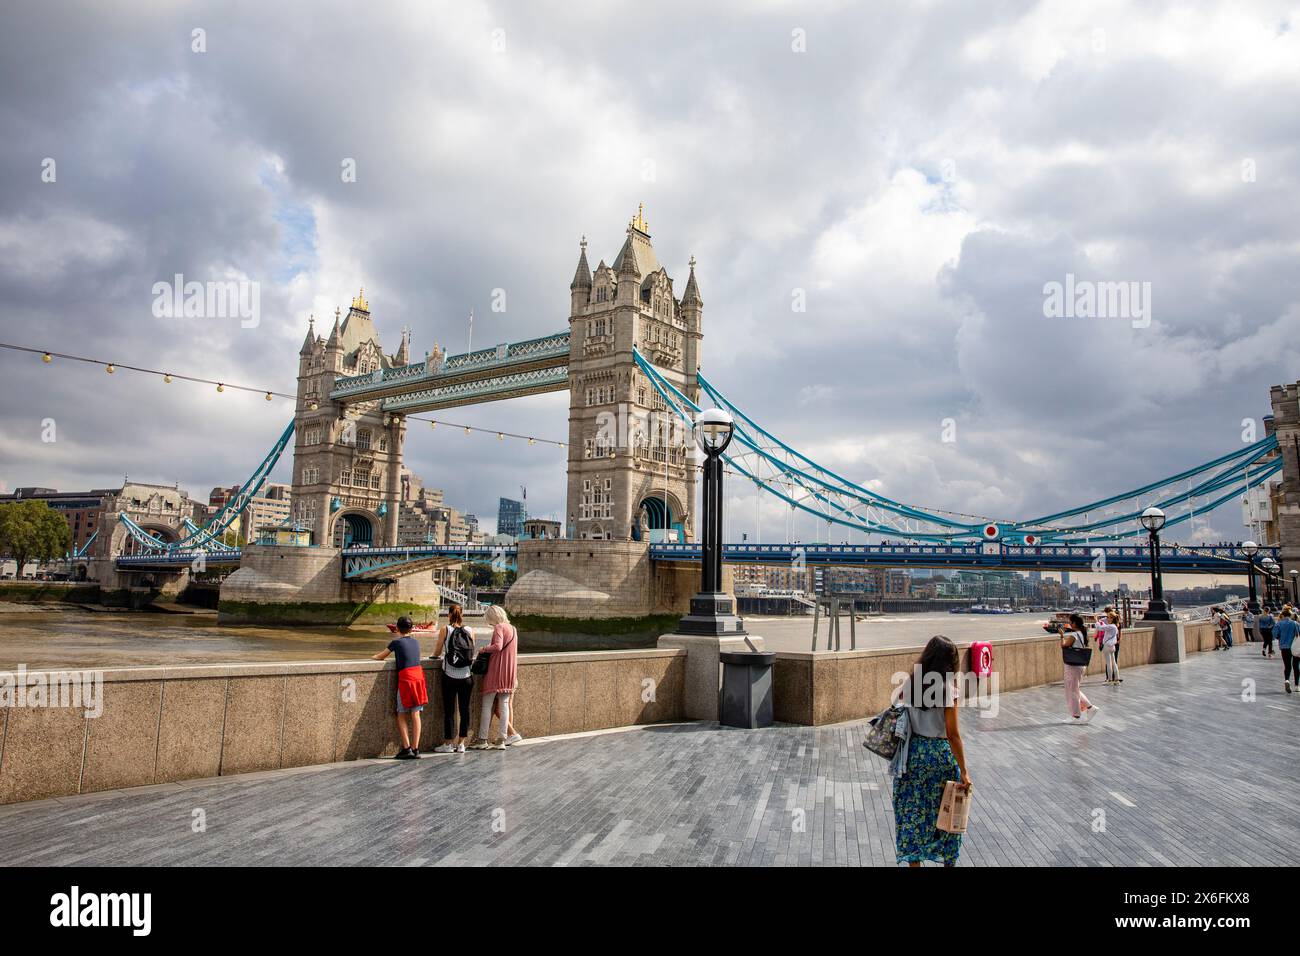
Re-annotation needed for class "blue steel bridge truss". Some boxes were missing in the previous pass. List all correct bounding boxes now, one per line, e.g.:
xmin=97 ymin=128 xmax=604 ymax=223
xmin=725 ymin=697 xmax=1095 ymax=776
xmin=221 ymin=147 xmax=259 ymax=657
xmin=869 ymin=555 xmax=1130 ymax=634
xmin=341 ymin=545 xmax=508 ymax=580
xmin=117 ymin=550 xmax=244 ymax=569
xmin=115 ymin=419 xmax=295 ymax=555
xmin=650 ymin=541 xmax=1277 ymax=574
xmin=118 ymin=540 xmax=1278 ymax=576
xmin=329 ymin=331 xmax=570 ymax=413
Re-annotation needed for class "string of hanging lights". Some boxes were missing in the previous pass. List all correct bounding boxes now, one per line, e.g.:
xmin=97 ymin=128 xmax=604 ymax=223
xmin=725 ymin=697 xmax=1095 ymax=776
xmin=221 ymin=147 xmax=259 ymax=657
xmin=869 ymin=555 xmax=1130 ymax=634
xmin=1 ymin=341 xmax=567 ymax=449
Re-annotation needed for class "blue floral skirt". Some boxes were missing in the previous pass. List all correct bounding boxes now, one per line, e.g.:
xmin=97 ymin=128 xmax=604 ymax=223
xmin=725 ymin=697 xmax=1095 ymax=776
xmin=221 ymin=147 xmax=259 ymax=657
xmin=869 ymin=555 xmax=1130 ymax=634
xmin=892 ymin=735 xmax=963 ymax=865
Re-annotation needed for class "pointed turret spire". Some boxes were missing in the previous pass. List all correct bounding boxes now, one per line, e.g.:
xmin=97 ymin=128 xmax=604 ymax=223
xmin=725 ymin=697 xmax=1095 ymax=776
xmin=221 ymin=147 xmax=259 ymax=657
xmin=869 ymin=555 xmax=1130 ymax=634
xmin=570 ymin=236 xmax=592 ymax=290
xmin=615 ymin=227 xmax=641 ymax=278
xmin=395 ymin=326 xmax=411 ymax=366
xmin=682 ymin=255 xmax=702 ymax=307
xmin=299 ymin=314 xmax=316 ymax=355
xmin=326 ymin=307 xmax=342 ymax=349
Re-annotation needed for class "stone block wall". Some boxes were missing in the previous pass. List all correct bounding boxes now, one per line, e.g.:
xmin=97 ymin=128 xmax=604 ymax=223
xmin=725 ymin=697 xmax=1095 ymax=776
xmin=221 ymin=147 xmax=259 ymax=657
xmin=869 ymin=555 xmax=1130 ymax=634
xmin=772 ymin=622 xmax=1241 ymax=726
xmin=0 ymin=649 xmax=687 ymax=805
xmin=507 ymin=539 xmax=736 ymax=622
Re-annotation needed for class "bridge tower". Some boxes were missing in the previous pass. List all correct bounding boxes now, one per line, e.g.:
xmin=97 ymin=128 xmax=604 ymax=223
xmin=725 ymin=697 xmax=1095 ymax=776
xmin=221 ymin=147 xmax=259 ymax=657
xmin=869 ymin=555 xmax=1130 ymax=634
xmin=292 ymin=290 xmax=407 ymax=548
xmin=565 ymin=207 xmax=701 ymax=542
xmin=1269 ymin=381 xmax=1300 ymax=571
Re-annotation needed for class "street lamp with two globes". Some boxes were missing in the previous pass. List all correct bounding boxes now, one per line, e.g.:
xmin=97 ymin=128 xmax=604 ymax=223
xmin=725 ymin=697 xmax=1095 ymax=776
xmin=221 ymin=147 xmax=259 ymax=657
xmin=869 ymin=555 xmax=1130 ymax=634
xmin=1242 ymin=540 xmax=1260 ymax=614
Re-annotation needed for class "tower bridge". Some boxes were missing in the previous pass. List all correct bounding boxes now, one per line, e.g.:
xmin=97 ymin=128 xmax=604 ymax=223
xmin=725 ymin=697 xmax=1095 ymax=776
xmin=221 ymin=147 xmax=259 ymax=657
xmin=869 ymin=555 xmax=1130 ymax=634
xmin=77 ymin=206 xmax=1300 ymax=624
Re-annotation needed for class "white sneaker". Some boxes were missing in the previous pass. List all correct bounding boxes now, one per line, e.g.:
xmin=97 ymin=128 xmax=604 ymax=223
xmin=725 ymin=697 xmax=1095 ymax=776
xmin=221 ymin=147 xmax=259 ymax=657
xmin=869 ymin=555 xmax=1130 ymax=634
xmin=433 ymin=744 xmax=456 ymax=753
xmin=1081 ymin=705 xmax=1099 ymax=723
xmin=455 ymin=743 xmax=466 ymax=753
xmin=468 ymin=739 xmax=493 ymax=750
xmin=492 ymin=739 xmax=507 ymax=750
xmin=504 ymin=733 xmax=523 ymax=746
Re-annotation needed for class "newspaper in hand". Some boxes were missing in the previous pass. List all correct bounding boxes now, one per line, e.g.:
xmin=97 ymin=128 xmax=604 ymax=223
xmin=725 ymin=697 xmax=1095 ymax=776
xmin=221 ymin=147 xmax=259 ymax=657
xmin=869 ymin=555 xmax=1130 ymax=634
xmin=936 ymin=780 xmax=971 ymax=834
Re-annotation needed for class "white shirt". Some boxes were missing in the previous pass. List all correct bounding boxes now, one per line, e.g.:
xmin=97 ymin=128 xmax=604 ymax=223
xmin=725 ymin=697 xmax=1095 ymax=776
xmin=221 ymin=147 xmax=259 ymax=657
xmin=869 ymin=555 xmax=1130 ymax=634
xmin=1099 ymin=623 xmax=1119 ymax=647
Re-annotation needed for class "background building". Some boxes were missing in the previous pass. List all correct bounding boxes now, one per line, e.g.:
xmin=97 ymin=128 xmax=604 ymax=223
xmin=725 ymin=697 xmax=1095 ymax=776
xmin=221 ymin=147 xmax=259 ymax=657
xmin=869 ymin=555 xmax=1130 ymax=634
xmin=521 ymin=517 xmax=561 ymax=539
xmin=497 ymin=497 xmax=525 ymax=538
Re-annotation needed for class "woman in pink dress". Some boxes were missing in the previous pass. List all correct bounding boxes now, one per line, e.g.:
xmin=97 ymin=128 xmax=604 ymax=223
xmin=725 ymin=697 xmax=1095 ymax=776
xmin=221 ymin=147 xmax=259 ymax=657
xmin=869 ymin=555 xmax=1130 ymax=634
xmin=471 ymin=605 xmax=519 ymax=750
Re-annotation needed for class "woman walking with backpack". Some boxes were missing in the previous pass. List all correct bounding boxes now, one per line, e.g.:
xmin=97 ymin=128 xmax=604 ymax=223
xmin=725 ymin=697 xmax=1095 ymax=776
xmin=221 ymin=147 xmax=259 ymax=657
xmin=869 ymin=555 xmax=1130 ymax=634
xmin=470 ymin=605 xmax=519 ymax=750
xmin=1061 ymin=613 xmax=1099 ymax=723
xmin=431 ymin=604 xmax=476 ymax=754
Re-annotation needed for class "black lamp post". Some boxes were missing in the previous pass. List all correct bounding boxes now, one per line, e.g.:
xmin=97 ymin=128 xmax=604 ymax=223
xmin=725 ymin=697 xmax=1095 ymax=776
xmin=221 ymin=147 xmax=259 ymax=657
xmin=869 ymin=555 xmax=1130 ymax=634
xmin=1262 ymin=557 xmax=1278 ymax=606
xmin=1291 ymin=569 xmax=1298 ymax=605
xmin=1243 ymin=541 xmax=1260 ymax=614
xmin=677 ymin=408 xmax=747 ymax=637
xmin=1140 ymin=506 xmax=1173 ymax=621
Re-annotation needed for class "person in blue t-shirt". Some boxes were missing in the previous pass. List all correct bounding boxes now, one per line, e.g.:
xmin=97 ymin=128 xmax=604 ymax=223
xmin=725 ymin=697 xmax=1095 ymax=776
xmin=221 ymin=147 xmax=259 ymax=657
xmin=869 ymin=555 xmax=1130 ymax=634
xmin=1276 ymin=609 xmax=1299 ymax=693
xmin=1259 ymin=608 xmax=1276 ymax=659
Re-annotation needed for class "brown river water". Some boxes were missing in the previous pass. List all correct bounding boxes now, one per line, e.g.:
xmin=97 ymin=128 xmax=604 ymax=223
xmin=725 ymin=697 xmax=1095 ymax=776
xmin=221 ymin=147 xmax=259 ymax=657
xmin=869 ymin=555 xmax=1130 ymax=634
xmin=0 ymin=606 xmax=1051 ymax=671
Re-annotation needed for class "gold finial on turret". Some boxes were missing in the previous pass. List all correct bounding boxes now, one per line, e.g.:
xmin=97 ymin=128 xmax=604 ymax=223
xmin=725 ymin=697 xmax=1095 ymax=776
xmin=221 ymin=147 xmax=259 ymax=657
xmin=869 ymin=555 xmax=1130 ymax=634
xmin=351 ymin=287 xmax=369 ymax=311
xmin=632 ymin=203 xmax=648 ymax=233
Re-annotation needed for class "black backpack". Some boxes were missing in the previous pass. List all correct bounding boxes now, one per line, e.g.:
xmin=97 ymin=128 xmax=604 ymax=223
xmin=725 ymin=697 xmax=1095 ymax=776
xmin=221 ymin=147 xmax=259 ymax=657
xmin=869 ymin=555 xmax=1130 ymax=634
xmin=445 ymin=626 xmax=473 ymax=670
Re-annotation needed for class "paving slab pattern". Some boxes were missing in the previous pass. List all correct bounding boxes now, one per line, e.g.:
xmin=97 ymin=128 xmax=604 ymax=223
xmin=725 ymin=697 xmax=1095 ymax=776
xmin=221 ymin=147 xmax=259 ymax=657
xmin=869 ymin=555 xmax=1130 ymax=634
xmin=2 ymin=648 xmax=1296 ymax=866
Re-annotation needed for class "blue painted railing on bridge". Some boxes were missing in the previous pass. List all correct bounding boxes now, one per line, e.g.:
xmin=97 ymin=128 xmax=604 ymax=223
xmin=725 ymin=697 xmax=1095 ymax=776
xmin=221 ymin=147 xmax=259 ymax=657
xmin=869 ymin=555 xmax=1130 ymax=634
xmin=116 ymin=550 xmax=244 ymax=569
xmin=120 ymin=540 xmax=1275 ymax=578
xmin=341 ymin=544 xmax=513 ymax=579
xmin=650 ymin=542 xmax=1276 ymax=573
xmin=330 ymin=331 xmax=571 ymax=403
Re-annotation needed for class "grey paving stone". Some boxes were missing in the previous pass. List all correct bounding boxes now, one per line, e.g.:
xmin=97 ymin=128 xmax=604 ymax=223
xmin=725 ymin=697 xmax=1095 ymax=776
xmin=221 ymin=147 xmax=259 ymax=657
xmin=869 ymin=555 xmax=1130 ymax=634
xmin=3 ymin=649 xmax=1298 ymax=866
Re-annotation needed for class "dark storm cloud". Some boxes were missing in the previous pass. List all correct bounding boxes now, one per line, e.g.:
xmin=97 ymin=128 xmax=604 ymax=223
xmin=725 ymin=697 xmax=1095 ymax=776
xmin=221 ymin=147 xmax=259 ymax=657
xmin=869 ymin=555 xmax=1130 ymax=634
xmin=0 ymin=0 xmax=1296 ymax=541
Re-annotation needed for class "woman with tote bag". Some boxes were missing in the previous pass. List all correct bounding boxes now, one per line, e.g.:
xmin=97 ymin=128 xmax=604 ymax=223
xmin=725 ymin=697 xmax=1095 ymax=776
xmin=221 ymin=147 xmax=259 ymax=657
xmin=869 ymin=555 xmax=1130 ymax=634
xmin=889 ymin=635 xmax=972 ymax=867
xmin=1061 ymin=613 xmax=1099 ymax=723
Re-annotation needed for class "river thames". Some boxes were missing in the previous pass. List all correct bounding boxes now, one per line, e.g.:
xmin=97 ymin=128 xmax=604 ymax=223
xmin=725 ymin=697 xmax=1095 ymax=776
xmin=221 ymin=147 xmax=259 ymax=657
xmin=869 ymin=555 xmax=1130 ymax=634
xmin=0 ymin=607 xmax=1051 ymax=671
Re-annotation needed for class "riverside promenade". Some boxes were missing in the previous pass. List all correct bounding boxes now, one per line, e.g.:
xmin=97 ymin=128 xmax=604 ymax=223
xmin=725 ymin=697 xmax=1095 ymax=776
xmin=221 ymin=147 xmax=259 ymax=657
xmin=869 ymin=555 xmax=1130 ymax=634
xmin=3 ymin=648 xmax=1296 ymax=866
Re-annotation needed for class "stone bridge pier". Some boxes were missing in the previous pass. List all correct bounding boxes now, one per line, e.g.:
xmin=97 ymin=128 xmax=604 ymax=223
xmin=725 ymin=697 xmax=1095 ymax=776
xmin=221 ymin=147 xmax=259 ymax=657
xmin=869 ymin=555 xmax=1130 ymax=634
xmin=217 ymin=544 xmax=440 ymax=625
xmin=505 ymin=539 xmax=734 ymax=626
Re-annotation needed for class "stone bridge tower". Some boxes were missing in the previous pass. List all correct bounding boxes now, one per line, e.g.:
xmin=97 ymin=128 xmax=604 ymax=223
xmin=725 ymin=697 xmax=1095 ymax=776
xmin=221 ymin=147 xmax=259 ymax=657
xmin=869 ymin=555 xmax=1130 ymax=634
xmin=292 ymin=290 xmax=406 ymax=548
xmin=1269 ymin=381 xmax=1300 ymax=571
xmin=565 ymin=207 xmax=702 ymax=542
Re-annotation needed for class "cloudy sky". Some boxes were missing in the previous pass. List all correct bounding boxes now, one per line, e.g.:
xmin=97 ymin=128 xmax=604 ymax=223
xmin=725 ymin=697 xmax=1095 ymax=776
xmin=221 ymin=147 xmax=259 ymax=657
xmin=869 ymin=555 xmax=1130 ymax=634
xmin=1 ymin=0 xmax=1296 ymax=553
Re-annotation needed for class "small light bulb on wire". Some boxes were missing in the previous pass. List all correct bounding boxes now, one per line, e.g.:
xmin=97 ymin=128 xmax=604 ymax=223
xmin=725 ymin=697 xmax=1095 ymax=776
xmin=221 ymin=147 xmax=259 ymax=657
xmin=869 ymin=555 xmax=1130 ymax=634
xmin=164 ymin=374 xmax=172 ymax=383
xmin=429 ymin=421 xmax=436 ymax=430
xmin=265 ymin=391 xmax=273 ymax=401
xmin=464 ymin=426 xmax=471 ymax=436
xmin=497 ymin=432 xmax=504 ymax=441
xmin=309 ymin=401 xmax=318 ymax=411
xmin=217 ymin=383 xmax=224 ymax=393
xmin=106 ymin=364 xmax=115 ymax=374
xmin=42 ymin=352 xmax=51 ymax=363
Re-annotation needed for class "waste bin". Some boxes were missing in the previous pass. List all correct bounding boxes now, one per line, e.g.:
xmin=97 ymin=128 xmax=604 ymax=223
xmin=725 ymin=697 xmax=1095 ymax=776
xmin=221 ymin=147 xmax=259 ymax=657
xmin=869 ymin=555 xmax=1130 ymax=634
xmin=719 ymin=651 xmax=776 ymax=728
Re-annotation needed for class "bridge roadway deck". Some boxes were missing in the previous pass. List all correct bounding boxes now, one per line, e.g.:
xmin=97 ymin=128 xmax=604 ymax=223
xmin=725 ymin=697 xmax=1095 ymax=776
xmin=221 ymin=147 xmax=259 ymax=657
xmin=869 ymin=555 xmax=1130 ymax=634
xmin=3 ymin=649 xmax=1295 ymax=866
